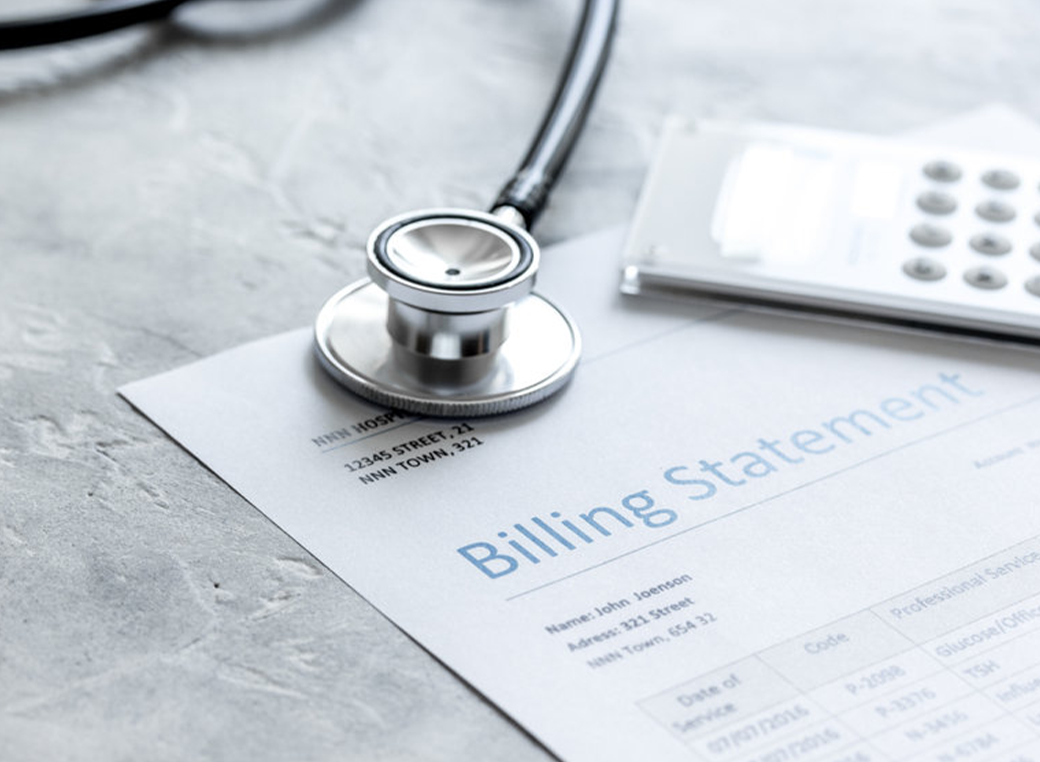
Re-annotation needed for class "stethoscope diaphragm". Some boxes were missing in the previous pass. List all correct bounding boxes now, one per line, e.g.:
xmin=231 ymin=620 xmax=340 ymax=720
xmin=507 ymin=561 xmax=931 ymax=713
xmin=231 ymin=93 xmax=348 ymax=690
xmin=314 ymin=209 xmax=581 ymax=417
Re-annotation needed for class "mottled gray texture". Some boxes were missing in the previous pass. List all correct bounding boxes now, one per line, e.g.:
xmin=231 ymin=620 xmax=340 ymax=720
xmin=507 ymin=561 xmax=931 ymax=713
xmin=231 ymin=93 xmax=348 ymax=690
xmin=2 ymin=1 xmax=1039 ymax=760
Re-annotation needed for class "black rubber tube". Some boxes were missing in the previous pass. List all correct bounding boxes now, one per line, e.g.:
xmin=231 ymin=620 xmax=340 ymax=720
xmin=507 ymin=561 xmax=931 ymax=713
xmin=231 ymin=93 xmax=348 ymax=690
xmin=1 ymin=0 xmax=620 ymax=230
xmin=0 ymin=0 xmax=194 ymax=50
xmin=491 ymin=0 xmax=620 ymax=229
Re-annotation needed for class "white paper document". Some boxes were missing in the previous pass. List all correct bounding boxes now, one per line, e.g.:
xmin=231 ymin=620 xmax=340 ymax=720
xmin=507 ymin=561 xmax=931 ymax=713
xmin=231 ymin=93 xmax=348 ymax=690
xmin=122 ymin=111 xmax=1040 ymax=762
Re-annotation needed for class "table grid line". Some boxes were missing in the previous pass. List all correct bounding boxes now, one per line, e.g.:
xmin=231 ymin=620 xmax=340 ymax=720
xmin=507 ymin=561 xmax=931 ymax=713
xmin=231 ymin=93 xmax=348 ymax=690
xmin=637 ymin=532 xmax=1040 ymax=706
xmin=636 ymin=538 xmax=1040 ymax=762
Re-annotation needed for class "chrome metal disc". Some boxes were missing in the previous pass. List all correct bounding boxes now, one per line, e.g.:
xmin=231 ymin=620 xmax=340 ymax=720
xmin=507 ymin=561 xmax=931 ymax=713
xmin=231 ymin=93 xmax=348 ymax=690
xmin=314 ymin=280 xmax=581 ymax=417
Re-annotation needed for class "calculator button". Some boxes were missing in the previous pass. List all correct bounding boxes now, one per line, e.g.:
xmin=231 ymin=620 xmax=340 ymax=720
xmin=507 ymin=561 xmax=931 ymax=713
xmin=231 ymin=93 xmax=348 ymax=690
xmin=923 ymin=160 xmax=962 ymax=182
xmin=916 ymin=190 xmax=957 ymax=215
xmin=1026 ymin=275 xmax=1040 ymax=298
xmin=975 ymin=199 xmax=1016 ymax=222
xmin=902 ymin=257 xmax=946 ymax=281
xmin=964 ymin=266 xmax=1008 ymax=290
xmin=970 ymin=233 xmax=1012 ymax=256
xmin=1031 ymin=242 xmax=1040 ymax=263
xmin=981 ymin=168 xmax=1020 ymax=190
xmin=910 ymin=223 xmax=952 ymax=247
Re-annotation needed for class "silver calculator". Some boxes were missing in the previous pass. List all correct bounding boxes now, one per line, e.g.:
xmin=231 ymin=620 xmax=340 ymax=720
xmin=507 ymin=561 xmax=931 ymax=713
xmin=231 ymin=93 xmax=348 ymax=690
xmin=621 ymin=117 xmax=1040 ymax=341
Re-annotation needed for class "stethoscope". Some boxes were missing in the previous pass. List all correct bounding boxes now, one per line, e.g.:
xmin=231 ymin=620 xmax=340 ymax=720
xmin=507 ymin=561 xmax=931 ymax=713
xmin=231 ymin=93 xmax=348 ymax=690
xmin=3 ymin=0 xmax=620 ymax=418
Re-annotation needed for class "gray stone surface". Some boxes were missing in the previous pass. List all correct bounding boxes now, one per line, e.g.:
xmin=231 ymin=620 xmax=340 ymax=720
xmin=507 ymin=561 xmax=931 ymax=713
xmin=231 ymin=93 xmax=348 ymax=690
xmin=2 ymin=1 xmax=1039 ymax=760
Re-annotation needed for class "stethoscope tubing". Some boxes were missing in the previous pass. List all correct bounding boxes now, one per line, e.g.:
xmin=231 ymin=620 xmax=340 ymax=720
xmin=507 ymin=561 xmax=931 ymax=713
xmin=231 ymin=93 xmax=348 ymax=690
xmin=0 ymin=0 xmax=196 ymax=50
xmin=492 ymin=0 xmax=620 ymax=228
xmin=1 ymin=0 xmax=619 ymax=234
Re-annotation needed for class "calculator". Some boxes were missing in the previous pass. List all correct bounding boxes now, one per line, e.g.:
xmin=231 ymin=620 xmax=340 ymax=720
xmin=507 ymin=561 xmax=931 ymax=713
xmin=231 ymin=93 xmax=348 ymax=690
xmin=620 ymin=117 xmax=1040 ymax=341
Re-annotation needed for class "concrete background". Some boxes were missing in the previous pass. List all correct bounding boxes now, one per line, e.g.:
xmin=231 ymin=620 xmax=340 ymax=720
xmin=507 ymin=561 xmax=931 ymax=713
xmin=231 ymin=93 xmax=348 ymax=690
xmin=2 ymin=1 xmax=1039 ymax=760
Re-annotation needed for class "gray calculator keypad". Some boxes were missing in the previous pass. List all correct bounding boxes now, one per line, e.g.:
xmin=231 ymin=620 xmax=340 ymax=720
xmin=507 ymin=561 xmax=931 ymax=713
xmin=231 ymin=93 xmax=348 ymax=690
xmin=902 ymin=257 xmax=946 ymax=281
xmin=923 ymin=160 xmax=962 ymax=182
xmin=964 ymin=266 xmax=1008 ymax=290
xmin=981 ymin=168 xmax=1021 ymax=190
xmin=907 ymin=160 xmax=1040 ymax=296
xmin=916 ymin=191 xmax=957 ymax=215
xmin=970 ymin=233 xmax=1012 ymax=256
xmin=976 ymin=199 xmax=1016 ymax=222
xmin=909 ymin=223 xmax=952 ymax=247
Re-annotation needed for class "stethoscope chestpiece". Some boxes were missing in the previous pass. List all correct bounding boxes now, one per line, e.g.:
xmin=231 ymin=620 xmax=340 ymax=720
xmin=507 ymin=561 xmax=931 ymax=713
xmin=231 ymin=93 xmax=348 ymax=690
xmin=314 ymin=209 xmax=581 ymax=417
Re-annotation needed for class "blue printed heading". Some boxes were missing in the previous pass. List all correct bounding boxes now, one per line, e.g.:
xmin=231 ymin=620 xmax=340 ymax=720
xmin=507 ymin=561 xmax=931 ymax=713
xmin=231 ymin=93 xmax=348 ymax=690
xmin=456 ymin=372 xmax=985 ymax=580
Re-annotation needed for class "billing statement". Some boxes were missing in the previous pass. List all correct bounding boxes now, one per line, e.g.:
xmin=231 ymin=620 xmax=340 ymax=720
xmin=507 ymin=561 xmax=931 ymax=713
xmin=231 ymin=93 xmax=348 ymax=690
xmin=121 ymin=111 xmax=1040 ymax=762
